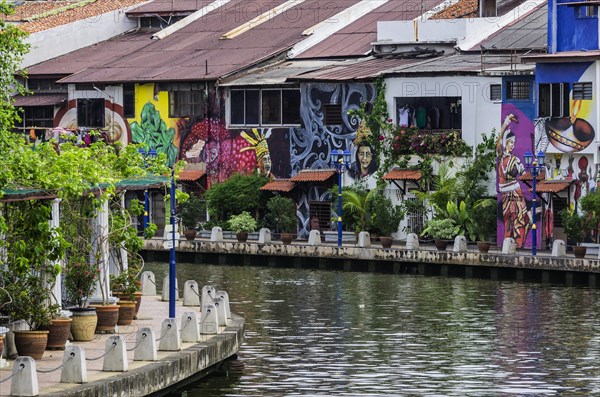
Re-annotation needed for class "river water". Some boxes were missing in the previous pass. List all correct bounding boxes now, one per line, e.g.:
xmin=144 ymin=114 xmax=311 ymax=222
xmin=145 ymin=262 xmax=600 ymax=396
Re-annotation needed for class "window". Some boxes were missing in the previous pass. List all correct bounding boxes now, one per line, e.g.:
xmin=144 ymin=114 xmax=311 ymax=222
xmin=27 ymin=79 xmax=64 ymax=93
xmin=577 ymin=2 xmax=598 ymax=17
xmin=77 ymin=98 xmax=105 ymax=127
xmin=538 ymin=83 xmax=570 ymax=117
xmin=230 ymin=88 xmax=300 ymax=126
xmin=554 ymin=196 xmax=568 ymax=228
xmin=123 ymin=84 xmax=135 ymax=118
xmin=489 ymin=84 xmax=502 ymax=101
xmin=506 ymin=81 xmax=530 ymax=100
xmin=169 ymin=91 xmax=204 ymax=118
xmin=21 ymin=106 xmax=54 ymax=128
xmin=573 ymin=82 xmax=593 ymax=100
xmin=323 ymin=104 xmax=343 ymax=125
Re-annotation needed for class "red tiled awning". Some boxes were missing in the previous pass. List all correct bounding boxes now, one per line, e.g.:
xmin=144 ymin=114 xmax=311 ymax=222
xmin=260 ymin=179 xmax=296 ymax=192
xmin=519 ymin=170 xmax=546 ymax=181
xmin=12 ymin=94 xmax=67 ymax=107
xmin=382 ymin=169 xmax=423 ymax=181
xmin=531 ymin=180 xmax=573 ymax=193
xmin=178 ymin=169 xmax=206 ymax=182
xmin=290 ymin=170 xmax=336 ymax=183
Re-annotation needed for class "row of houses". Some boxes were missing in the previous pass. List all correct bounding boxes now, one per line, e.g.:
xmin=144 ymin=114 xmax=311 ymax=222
xmin=7 ymin=0 xmax=600 ymax=248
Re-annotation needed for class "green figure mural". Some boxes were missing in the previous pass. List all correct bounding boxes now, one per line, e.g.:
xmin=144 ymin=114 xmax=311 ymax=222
xmin=130 ymin=102 xmax=178 ymax=166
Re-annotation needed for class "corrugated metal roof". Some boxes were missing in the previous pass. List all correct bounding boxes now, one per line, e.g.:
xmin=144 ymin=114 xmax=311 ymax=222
xmin=533 ymin=180 xmax=572 ymax=193
xmin=522 ymin=50 xmax=600 ymax=62
xmin=260 ymin=179 xmax=296 ymax=192
xmin=35 ymin=0 xmax=365 ymax=82
xmin=297 ymin=0 xmax=446 ymax=58
xmin=382 ymin=169 xmax=422 ymax=181
xmin=178 ymin=169 xmax=206 ymax=182
xmin=474 ymin=3 xmax=547 ymax=51
xmin=220 ymin=60 xmax=344 ymax=86
xmin=13 ymin=94 xmax=68 ymax=107
xmin=290 ymin=170 xmax=336 ymax=182
xmin=291 ymin=57 xmax=422 ymax=81
xmin=126 ymin=0 xmax=203 ymax=15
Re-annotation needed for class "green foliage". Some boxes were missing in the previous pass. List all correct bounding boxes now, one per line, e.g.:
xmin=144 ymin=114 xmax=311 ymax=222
xmin=265 ymin=196 xmax=297 ymax=233
xmin=471 ymin=199 xmax=497 ymax=242
xmin=130 ymin=102 xmax=178 ymax=166
xmin=144 ymin=222 xmax=158 ymax=239
xmin=337 ymin=182 xmax=378 ymax=232
xmin=228 ymin=211 xmax=258 ymax=233
xmin=110 ymin=260 xmax=142 ymax=302
xmin=179 ymin=194 xmax=204 ymax=229
xmin=390 ymin=129 xmax=470 ymax=158
xmin=580 ymin=191 xmax=600 ymax=240
xmin=366 ymin=194 xmax=405 ymax=236
xmin=205 ymin=173 xmax=267 ymax=222
xmin=421 ymin=218 xmax=459 ymax=240
xmin=64 ymin=259 xmax=99 ymax=309
xmin=560 ymin=208 xmax=593 ymax=243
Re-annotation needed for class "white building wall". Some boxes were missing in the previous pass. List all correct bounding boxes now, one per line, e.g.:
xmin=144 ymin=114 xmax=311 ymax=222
xmin=22 ymin=7 xmax=140 ymax=68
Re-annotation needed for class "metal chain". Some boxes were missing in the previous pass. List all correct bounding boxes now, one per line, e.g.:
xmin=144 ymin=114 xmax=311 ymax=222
xmin=155 ymin=324 xmax=172 ymax=341
xmin=179 ymin=316 xmax=193 ymax=333
xmin=126 ymin=332 xmax=147 ymax=352
xmin=147 ymin=274 xmax=157 ymax=286
xmin=85 ymin=341 xmax=117 ymax=361
xmin=37 ymin=356 xmax=72 ymax=373
xmin=189 ymin=284 xmax=201 ymax=297
xmin=0 ymin=363 xmax=24 ymax=384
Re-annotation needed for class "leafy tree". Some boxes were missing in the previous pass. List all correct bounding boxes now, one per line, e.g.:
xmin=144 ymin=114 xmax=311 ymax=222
xmin=204 ymin=173 xmax=268 ymax=221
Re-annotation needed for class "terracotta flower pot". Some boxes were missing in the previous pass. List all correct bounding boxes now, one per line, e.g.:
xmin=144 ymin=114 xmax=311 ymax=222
xmin=14 ymin=330 xmax=49 ymax=360
xmin=117 ymin=300 xmax=137 ymax=326
xmin=434 ymin=239 xmax=448 ymax=251
xmin=281 ymin=232 xmax=295 ymax=245
xmin=573 ymin=245 xmax=587 ymax=258
xmin=46 ymin=317 xmax=73 ymax=350
xmin=477 ymin=241 xmax=491 ymax=254
xmin=91 ymin=305 xmax=119 ymax=334
xmin=380 ymin=236 xmax=393 ymax=248
xmin=236 ymin=231 xmax=248 ymax=242
xmin=183 ymin=229 xmax=197 ymax=241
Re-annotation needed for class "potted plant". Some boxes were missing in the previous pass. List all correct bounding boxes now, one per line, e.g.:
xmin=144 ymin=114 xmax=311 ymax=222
xmin=265 ymin=196 xmax=297 ymax=245
xmin=64 ymin=257 xmax=99 ymax=341
xmin=366 ymin=194 xmax=405 ymax=248
xmin=110 ymin=262 xmax=143 ymax=326
xmin=470 ymin=199 xmax=497 ymax=253
xmin=421 ymin=218 xmax=459 ymax=251
xmin=228 ymin=211 xmax=257 ymax=242
xmin=560 ymin=208 xmax=593 ymax=258
xmin=179 ymin=194 xmax=204 ymax=240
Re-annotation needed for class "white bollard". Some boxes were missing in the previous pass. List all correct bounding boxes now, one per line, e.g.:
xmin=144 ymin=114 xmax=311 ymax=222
xmin=60 ymin=346 xmax=87 ymax=383
xmin=158 ymin=318 xmax=181 ymax=351
xmin=183 ymin=280 xmax=201 ymax=306
xmin=213 ymin=297 xmax=228 ymax=326
xmin=200 ymin=304 xmax=220 ymax=335
xmin=210 ymin=226 xmax=223 ymax=242
xmin=258 ymin=228 xmax=271 ymax=244
xmin=141 ymin=271 xmax=157 ymax=295
xmin=552 ymin=239 xmax=566 ymax=257
xmin=180 ymin=312 xmax=200 ymax=343
xmin=10 ymin=356 xmax=38 ymax=396
xmin=216 ymin=290 xmax=231 ymax=320
xmin=453 ymin=235 xmax=467 ymax=252
xmin=103 ymin=335 xmax=127 ymax=372
xmin=133 ymin=327 xmax=157 ymax=361
xmin=308 ymin=230 xmax=321 ymax=246
xmin=502 ymin=237 xmax=517 ymax=255
xmin=201 ymin=285 xmax=216 ymax=307
xmin=357 ymin=232 xmax=371 ymax=248
xmin=406 ymin=233 xmax=419 ymax=250
xmin=162 ymin=275 xmax=180 ymax=301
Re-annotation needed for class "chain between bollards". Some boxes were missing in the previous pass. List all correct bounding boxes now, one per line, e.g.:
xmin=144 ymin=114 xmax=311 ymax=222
xmin=126 ymin=332 xmax=147 ymax=352
xmin=155 ymin=324 xmax=172 ymax=341
xmin=37 ymin=355 xmax=73 ymax=373
xmin=0 ymin=363 xmax=24 ymax=383
xmin=86 ymin=341 xmax=117 ymax=361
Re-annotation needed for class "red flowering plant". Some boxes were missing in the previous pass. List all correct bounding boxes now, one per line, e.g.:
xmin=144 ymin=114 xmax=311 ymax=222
xmin=390 ymin=128 xmax=470 ymax=157
xmin=110 ymin=260 xmax=142 ymax=302
xmin=64 ymin=255 xmax=100 ymax=308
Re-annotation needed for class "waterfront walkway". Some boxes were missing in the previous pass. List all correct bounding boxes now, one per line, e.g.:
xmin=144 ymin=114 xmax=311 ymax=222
xmin=0 ymin=295 xmax=244 ymax=397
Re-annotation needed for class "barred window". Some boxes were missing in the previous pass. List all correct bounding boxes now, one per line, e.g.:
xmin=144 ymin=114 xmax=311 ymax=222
xmin=506 ymin=81 xmax=530 ymax=100
xmin=573 ymin=82 xmax=592 ymax=100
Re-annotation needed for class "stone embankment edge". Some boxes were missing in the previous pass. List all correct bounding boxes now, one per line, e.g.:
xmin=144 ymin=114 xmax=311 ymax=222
xmin=144 ymin=239 xmax=600 ymax=274
xmin=42 ymin=315 xmax=244 ymax=397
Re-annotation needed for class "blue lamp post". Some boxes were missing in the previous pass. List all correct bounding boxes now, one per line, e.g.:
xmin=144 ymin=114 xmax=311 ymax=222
xmin=330 ymin=149 xmax=351 ymax=247
xmin=523 ymin=150 xmax=545 ymax=256
xmin=168 ymin=165 xmax=176 ymax=319
xmin=138 ymin=148 xmax=157 ymax=230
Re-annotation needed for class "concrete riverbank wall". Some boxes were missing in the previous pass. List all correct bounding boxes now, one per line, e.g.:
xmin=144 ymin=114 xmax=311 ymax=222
xmin=143 ymin=239 xmax=600 ymax=287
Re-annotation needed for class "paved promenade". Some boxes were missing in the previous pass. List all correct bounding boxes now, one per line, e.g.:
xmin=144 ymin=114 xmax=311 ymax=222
xmin=0 ymin=295 xmax=244 ymax=396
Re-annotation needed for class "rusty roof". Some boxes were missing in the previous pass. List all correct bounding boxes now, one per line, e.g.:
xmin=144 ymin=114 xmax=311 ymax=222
xmin=126 ymin=0 xmax=202 ymax=15
xmin=291 ymin=57 xmax=422 ymax=81
xmin=532 ymin=180 xmax=572 ymax=193
xmin=519 ymin=170 xmax=547 ymax=181
xmin=4 ymin=0 xmax=150 ymax=34
xmin=430 ymin=0 xmax=478 ymax=19
xmin=290 ymin=170 xmax=336 ymax=182
xmin=178 ymin=169 xmax=206 ymax=182
xmin=297 ymin=0 xmax=446 ymax=59
xmin=382 ymin=169 xmax=423 ymax=181
xmin=33 ymin=0 xmax=364 ymax=82
xmin=522 ymin=50 xmax=600 ymax=63
xmin=13 ymin=94 xmax=68 ymax=107
xmin=260 ymin=179 xmax=296 ymax=192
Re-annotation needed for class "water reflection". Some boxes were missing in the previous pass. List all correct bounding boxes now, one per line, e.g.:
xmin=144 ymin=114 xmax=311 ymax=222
xmin=149 ymin=263 xmax=600 ymax=396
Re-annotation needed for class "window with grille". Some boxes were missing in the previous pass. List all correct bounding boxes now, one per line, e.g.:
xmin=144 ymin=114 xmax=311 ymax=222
xmin=573 ymin=82 xmax=593 ymax=100
xmin=123 ymin=84 xmax=135 ymax=118
xmin=77 ymin=98 xmax=105 ymax=128
xmin=22 ymin=106 xmax=54 ymax=128
xmin=404 ymin=197 xmax=425 ymax=235
xmin=169 ymin=91 xmax=204 ymax=118
xmin=490 ymin=84 xmax=502 ymax=101
xmin=27 ymin=79 xmax=64 ymax=93
xmin=506 ymin=81 xmax=530 ymax=100
xmin=538 ymin=83 xmax=570 ymax=117
xmin=323 ymin=104 xmax=343 ymax=125
xmin=230 ymin=88 xmax=300 ymax=126
xmin=554 ymin=196 xmax=568 ymax=227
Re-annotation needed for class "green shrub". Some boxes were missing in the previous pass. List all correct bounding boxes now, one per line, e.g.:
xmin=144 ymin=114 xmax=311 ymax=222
xmin=421 ymin=218 xmax=459 ymax=240
xmin=227 ymin=211 xmax=257 ymax=233
xmin=265 ymin=196 xmax=297 ymax=233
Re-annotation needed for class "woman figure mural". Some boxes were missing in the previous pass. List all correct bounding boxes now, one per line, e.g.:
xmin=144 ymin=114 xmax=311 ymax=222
xmin=350 ymin=120 xmax=378 ymax=179
xmin=241 ymin=128 xmax=273 ymax=178
xmin=496 ymin=113 xmax=530 ymax=248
